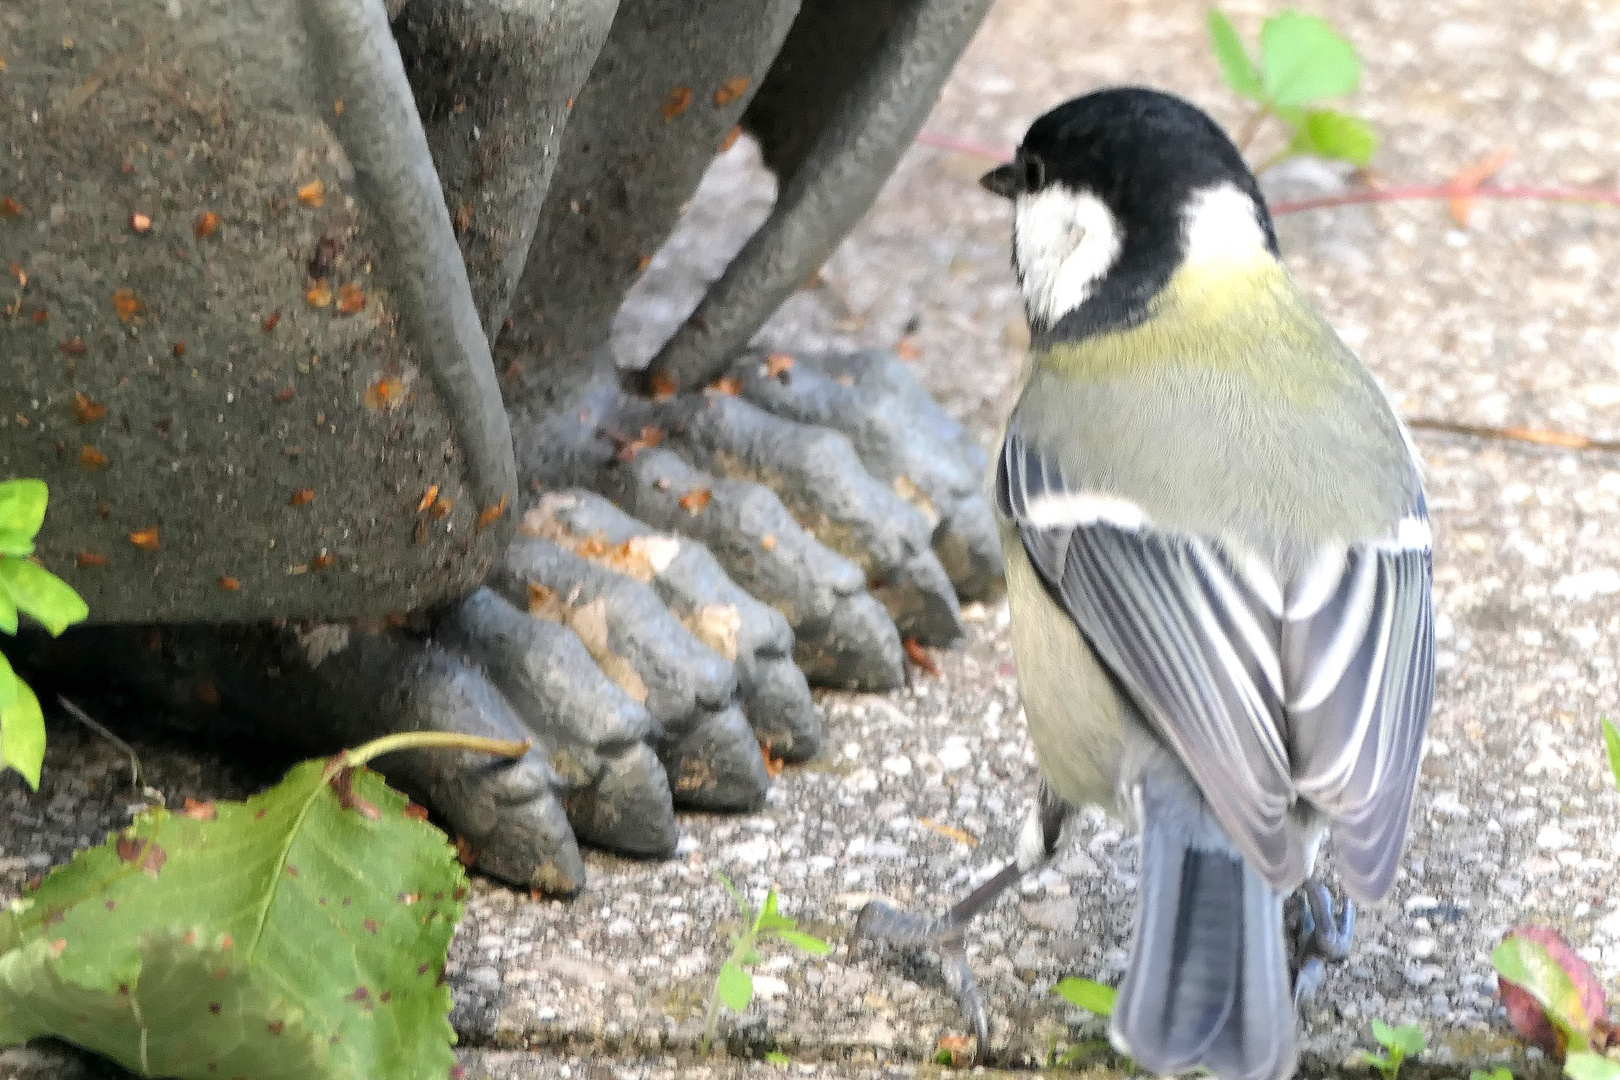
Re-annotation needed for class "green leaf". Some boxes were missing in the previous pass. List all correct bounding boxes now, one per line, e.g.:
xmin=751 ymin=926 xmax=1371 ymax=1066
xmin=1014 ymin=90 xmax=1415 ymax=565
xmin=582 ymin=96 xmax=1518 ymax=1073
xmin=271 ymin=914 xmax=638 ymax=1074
xmin=0 ymin=531 xmax=33 ymax=559
xmin=1206 ymin=9 xmax=1264 ymax=100
xmin=1388 ymin=1023 xmax=1426 ymax=1057
xmin=0 ymin=654 xmax=18 ymax=710
xmin=0 ymin=481 xmax=47 ymax=541
xmin=715 ymin=871 xmax=753 ymax=921
xmin=1566 ymin=1053 xmax=1620 ymax=1080
xmin=775 ymin=930 xmax=831 ymax=956
xmin=1053 ymin=977 xmax=1117 ymax=1016
xmin=0 ymin=558 xmax=87 ymax=636
xmin=0 ymin=676 xmax=44 ymax=790
xmin=1290 ymin=109 xmax=1378 ymax=166
xmin=1371 ymin=1019 xmax=1397 ymax=1049
xmin=1602 ymin=717 xmax=1620 ymax=790
xmin=0 ymin=755 xmax=465 ymax=1078
xmin=1259 ymin=11 xmax=1361 ymax=107
xmin=716 ymin=961 xmax=753 ymax=1013
xmin=0 ymin=587 xmax=17 ymax=636
xmin=1491 ymin=937 xmax=1591 ymax=1051
xmin=765 ymin=1051 xmax=791 ymax=1066
xmin=1361 ymin=1050 xmax=1393 ymax=1073
xmin=756 ymin=888 xmax=796 ymax=932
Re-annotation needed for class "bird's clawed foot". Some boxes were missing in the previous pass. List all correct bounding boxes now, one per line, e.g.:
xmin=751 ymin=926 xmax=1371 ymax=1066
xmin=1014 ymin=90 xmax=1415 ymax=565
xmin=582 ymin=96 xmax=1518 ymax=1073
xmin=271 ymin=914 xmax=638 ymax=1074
xmin=1288 ymin=877 xmax=1356 ymax=1009
xmin=854 ymin=862 xmax=1023 ymax=1061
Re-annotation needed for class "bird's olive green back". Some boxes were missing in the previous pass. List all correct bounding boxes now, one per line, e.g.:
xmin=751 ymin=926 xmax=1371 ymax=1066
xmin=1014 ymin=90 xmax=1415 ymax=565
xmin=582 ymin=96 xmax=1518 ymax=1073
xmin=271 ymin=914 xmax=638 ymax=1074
xmin=1014 ymin=258 xmax=1419 ymax=564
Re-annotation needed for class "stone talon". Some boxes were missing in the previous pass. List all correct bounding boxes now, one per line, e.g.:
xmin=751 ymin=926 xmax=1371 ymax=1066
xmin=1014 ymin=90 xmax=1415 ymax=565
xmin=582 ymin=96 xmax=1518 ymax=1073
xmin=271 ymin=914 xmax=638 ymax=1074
xmin=522 ymin=490 xmax=822 ymax=760
xmin=651 ymin=392 xmax=966 ymax=647
xmin=726 ymin=349 xmax=1005 ymax=602
xmin=600 ymin=446 xmax=906 ymax=691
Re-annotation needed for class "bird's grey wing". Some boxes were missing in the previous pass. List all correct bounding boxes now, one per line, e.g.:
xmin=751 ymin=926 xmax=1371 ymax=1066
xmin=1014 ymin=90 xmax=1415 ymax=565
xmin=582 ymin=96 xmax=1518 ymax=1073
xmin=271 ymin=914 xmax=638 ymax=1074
xmin=998 ymin=427 xmax=1434 ymax=898
xmin=1281 ymin=533 xmax=1434 ymax=902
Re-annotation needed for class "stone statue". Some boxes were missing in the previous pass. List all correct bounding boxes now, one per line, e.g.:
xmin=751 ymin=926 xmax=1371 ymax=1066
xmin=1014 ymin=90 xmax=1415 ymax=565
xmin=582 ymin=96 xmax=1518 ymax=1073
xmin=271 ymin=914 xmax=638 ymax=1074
xmin=1 ymin=0 xmax=1000 ymax=895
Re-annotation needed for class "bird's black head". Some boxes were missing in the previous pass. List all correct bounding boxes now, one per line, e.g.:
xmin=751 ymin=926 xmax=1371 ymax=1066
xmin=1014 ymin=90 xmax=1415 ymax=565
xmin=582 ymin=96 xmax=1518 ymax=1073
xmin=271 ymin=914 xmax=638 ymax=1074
xmin=982 ymin=87 xmax=1279 ymax=342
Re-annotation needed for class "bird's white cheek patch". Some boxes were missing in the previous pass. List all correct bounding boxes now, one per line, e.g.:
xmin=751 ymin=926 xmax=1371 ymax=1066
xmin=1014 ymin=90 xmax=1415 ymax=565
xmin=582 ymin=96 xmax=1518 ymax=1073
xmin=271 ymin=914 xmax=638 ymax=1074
xmin=1014 ymin=186 xmax=1122 ymax=327
xmin=1180 ymin=183 xmax=1271 ymax=266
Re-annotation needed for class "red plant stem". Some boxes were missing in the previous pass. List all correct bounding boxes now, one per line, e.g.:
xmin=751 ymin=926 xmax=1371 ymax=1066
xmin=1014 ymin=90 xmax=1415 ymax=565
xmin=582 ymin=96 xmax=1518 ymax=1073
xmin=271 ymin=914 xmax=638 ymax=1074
xmin=911 ymin=130 xmax=1620 ymax=217
xmin=1269 ymin=184 xmax=1620 ymax=216
xmin=914 ymin=130 xmax=1011 ymax=159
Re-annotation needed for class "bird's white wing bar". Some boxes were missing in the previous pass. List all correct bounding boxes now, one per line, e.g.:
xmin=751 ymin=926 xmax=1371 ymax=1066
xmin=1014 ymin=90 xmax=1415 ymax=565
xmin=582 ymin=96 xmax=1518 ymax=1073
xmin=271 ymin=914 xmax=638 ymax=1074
xmin=998 ymin=433 xmax=1435 ymax=898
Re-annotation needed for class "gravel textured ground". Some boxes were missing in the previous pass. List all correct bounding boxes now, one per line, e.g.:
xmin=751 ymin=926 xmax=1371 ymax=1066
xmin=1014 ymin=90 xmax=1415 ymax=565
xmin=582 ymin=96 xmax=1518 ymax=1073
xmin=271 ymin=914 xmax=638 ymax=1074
xmin=7 ymin=0 xmax=1620 ymax=1077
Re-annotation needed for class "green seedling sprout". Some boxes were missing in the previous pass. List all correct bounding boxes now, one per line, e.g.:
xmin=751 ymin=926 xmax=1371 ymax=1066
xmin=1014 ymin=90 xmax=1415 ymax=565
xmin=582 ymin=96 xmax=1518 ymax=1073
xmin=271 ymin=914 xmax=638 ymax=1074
xmin=1361 ymin=1020 xmax=1424 ymax=1080
xmin=1207 ymin=8 xmax=1377 ymax=170
xmin=701 ymin=872 xmax=830 ymax=1055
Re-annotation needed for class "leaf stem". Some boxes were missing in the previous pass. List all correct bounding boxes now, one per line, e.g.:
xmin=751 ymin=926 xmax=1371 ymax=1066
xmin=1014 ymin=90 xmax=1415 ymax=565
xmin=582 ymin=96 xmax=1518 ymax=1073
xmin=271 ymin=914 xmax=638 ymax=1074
xmin=1235 ymin=106 xmax=1271 ymax=154
xmin=343 ymin=731 xmax=531 ymax=769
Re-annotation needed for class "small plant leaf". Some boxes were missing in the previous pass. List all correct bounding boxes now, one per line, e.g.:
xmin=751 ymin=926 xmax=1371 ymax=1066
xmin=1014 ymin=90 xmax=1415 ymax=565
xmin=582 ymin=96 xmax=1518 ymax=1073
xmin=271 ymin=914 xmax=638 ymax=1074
xmin=0 ymin=675 xmax=45 ymax=790
xmin=1565 ymin=1053 xmax=1620 ymax=1080
xmin=1388 ymin=1024 xmax=1425 ymax=1057
xmin=765 ymin=1051 xmax=791 ymax=1066
xmin=757 ymin=889 xmax=796 ymax=933
xmin=775 ymin=930 xmax=832 ymax=956
xmin=0 ymin=558 xmax=88 ymax=636
xmin=1371 ymin=1019 xmax=1396 ymax=1048
xmin=1602 ymin=717 xmax=1620 ymax=790
xmin=0 ymin=589 xmax=17 ymax=636
xmin=1492 ymin=929 xmax=1604 ymax=1056
xmin=1206 ymin=9 xmax=1264 ymax=100
xmin=715 ymin=871 xmax=753 ymax=921
xmin=0 ymin=531 xmax=33 ymax=559
xmin=1360 ymin=1050 xmax=1394 ymax=1076
xmin=716 ymin=961 xmax=753 ymax=1012
xmin=1259 ymin=11 xmax=1361 ymax=107
xmin=1054 ymin=977 xmax=1117 ymax=1016
xmin=1291 ymin=109 xmax=1378 ymax=166
xmin=0 ymin=480 xmax=47 ymax=541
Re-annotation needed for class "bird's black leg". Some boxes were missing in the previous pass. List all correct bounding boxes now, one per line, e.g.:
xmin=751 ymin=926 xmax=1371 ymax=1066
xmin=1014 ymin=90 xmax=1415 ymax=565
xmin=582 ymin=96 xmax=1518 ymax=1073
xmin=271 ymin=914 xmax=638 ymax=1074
xmin=855 ymin=783 xmax=1070 ymax=1059
xmin=1289 ymin=876 xmax=1356 ymax=1009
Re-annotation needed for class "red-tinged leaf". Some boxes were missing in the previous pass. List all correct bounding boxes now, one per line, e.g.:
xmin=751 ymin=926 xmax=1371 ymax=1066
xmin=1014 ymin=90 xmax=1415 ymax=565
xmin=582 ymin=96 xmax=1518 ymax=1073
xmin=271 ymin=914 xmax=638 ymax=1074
xmin=1493 ymin=926 xmax=1608 ymax=1058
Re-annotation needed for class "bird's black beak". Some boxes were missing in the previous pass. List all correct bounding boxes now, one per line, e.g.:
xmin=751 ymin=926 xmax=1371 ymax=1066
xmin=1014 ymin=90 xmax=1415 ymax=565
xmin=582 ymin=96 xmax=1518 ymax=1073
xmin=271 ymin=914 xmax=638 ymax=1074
xmin=979 ymin=162 xmax=1021 ymax=199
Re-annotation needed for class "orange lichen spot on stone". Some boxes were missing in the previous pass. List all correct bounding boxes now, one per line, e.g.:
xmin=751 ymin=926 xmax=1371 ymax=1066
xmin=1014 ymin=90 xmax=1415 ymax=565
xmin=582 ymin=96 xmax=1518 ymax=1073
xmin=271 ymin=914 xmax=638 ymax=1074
xmin=713 ymin=75 xmax=749 ymax=106
xmin=660 ymin=86 xmax=692 ymax=120
xmin=111 ymin=288 xmax=141 ymax=321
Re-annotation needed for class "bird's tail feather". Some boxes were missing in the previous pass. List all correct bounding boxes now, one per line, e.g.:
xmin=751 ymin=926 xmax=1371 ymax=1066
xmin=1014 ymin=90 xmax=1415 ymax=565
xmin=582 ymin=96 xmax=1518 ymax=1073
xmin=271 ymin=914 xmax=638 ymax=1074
xmin=1111 ymin=778 xmax=1297 ymax=1080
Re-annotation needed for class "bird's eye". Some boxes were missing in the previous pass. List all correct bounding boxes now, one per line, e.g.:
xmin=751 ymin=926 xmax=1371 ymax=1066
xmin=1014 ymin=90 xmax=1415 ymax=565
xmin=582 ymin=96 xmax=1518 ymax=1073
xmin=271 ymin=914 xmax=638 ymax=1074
xmin=1023 ymin=155 xmax=1045 ymax=193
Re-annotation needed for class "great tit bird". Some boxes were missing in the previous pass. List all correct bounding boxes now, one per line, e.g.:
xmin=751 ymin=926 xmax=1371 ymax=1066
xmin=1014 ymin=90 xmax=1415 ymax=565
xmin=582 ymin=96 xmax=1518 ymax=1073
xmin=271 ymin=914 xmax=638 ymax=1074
xmin=857 ymin=87 xmax=1433 ymax=1080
